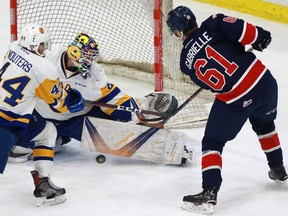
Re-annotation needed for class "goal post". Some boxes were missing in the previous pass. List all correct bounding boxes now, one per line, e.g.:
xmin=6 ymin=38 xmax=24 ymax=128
xmin=10 ymin=0 xmax=17 ymax=42
xmin=154 ymin=0 xmax=163 ymax=92
xmin=10 ymin=0 xmax=214 ymax=128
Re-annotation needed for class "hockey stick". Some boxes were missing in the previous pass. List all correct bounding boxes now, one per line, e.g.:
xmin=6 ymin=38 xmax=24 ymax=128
xmin=84 ymin=100 xmax=170 ymax=118
xmin=145 ymin=87 xmax=204 ymax=128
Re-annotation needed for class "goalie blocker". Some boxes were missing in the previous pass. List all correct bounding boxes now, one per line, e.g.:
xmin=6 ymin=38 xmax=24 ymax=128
xmin=81 ymin=117 xmax=194 ymax=165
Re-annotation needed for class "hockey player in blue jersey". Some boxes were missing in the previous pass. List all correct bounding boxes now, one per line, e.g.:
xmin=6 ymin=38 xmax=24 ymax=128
xmin=0 ymin=24 xmax=84 ymax=206
xmin=167 ymin=6 xmax=287 ymax=214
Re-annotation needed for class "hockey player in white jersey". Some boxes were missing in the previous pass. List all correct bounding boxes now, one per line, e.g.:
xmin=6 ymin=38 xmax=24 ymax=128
xmin=10 ymin=33 xmax=193 ymax=165
xmin=0 ymin=24 xmax=85 ymax=206
xmin=36 ymin=32 xmax=177 ymax=125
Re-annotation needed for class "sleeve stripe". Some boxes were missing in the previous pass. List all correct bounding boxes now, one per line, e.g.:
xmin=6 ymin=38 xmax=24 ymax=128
xmin=238 ymin=22 xmax=246 ymax=42
xmin=238 ymin=22 xmax=258 ymax=45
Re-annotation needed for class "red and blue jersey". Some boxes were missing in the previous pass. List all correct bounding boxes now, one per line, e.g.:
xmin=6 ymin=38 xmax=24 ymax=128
xmin=180 ymin=14 xmax=270 ymax=104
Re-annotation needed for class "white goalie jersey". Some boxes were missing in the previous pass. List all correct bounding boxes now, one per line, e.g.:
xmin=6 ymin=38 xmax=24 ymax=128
xmin=35 ymin=45 xmax=110 ymax=121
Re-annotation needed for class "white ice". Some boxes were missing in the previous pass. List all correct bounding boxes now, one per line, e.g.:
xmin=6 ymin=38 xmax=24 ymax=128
xmin=0 ymin=0 xmax=288 ymax=215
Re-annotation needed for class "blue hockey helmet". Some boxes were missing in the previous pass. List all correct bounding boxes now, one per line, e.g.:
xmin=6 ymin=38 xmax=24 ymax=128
xmin=166 ymin=6 xmax=197 ymax=33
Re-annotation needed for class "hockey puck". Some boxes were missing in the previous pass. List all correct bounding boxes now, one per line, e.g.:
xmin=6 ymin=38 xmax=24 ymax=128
xmin=96 ymin=155 xmax=106 ymax=164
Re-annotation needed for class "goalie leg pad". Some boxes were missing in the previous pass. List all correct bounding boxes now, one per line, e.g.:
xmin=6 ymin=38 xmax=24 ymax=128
xmin=81 ymin=117 xmax=190 ymax=165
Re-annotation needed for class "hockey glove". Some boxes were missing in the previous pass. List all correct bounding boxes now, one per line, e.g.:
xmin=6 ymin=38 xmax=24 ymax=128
xmin=66 ymin=88 xmax=84 ymax=113
xmin=252 ymin=30 xmax=271 ymax=52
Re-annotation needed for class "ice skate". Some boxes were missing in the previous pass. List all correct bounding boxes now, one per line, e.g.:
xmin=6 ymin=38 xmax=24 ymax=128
xmin=8 ymin=146 xmax=32 ymax=163
xmin=268 ymin=165 xmax=288 ymax=189
xmin=182 ymin=188 xmax=218 ymax=215
xmin=31 ymin=170 xmax=66 ymax=206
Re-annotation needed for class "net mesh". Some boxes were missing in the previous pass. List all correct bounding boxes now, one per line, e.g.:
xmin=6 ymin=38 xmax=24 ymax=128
xmin=16 ymin=0 xmax=214 ymax=128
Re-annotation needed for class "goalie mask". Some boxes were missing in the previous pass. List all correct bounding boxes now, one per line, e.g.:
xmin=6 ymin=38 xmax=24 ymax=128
xmin=67 ymin=33 xmax=99 ymax=78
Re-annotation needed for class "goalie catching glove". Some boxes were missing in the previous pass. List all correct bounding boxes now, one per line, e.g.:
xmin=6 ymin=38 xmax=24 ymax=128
xmin=147 ymin=92 xmax=178 ymax=114
xmin=131 ymin=92 xmax=178 ymax=124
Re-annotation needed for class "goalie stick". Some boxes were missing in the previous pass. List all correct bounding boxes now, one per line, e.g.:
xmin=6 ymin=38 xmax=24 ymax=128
xmin=85 ymin=87 xmax=203 ymax=125
xmin=84 ymin=100 xmax=170 ymax=119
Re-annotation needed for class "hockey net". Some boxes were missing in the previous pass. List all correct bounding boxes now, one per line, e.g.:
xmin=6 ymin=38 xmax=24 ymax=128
xmin=12 ymin=0 xmax=214 ymax=128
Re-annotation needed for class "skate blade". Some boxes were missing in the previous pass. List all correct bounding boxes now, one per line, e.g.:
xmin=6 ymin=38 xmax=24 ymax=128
xmin=182 ymin=201 xmax=214 ymax=215
xmin=36 ymin=194 xmax=67 ymax=207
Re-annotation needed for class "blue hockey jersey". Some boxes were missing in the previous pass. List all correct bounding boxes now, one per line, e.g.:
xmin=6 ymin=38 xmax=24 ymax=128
xmin=180 ymin=14 xmax=269 ymax=104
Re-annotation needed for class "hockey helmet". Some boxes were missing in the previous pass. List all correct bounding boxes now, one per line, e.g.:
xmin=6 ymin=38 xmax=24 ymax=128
xmin=67 ymin=33 xmax=99 ymax=65
xmin=67 ymin=33 xmax=99 ymax=78
xmin=19 ymin=23 xmax=51 ymax=57
xmin=166 ymin=6 xmax=197 ymax=33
